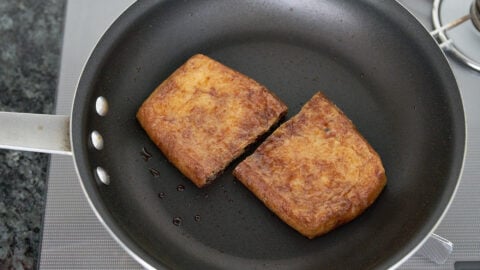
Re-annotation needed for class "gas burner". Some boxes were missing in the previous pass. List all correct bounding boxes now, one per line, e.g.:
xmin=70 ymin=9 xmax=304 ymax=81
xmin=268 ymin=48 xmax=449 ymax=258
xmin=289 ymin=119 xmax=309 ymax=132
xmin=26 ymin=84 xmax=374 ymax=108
xmin=432 ymin=0 xmax=480 ymax=72
xmin=472 ymin=0 xmax=480 ymax=31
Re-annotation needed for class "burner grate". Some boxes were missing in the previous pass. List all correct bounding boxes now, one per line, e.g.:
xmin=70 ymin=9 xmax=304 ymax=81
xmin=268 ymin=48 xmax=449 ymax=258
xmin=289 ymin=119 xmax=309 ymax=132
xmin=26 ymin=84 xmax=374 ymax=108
xmin=471 ymin=0 xmax=480 ymax=31
xmin=432 ymin=0 xmax=480 ymax=72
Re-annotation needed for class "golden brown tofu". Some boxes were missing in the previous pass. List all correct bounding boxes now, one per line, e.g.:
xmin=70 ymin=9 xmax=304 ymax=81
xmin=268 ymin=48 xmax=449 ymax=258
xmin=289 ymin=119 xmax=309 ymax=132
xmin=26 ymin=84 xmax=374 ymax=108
xmin=233 ymin=92 xmax=386 ymax=239
xmin=137 ymin=54 xmax=287 ymax=187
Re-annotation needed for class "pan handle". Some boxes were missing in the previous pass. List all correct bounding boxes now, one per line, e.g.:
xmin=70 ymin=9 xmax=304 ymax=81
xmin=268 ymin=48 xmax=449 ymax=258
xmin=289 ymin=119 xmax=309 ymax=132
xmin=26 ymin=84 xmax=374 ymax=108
xmin=416 ymin=233 xmax=453 ymax=264
xmin=0 ymin=112 xmax=71 ymax=155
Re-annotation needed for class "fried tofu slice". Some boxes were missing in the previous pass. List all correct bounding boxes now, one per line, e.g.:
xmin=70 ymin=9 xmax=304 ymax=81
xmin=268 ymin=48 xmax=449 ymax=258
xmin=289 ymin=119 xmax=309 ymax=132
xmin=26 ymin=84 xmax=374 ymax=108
xmin=137 ymin=54 xmax=287 ymax=188
xmin=233 ymin=92 xmax=386 ymax=238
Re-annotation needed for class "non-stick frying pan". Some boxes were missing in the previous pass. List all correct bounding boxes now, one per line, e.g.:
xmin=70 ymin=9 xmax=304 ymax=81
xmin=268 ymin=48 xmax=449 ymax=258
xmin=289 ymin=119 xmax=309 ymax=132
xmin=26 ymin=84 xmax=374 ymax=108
xmin=0 ymin=0 xmax=465 ymax=269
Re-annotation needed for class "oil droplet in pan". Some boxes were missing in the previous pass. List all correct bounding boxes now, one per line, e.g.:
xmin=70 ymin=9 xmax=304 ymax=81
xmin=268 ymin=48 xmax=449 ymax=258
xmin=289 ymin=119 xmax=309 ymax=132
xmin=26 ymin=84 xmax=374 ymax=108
xmin=149 ymin=168 xmax=160 ymax=177
xmin=194 ymin=215 xmax=201 ymax=222
xmin=141 ymin=147 xmax=152 ymax=161
xmin=158 ymin=192 xmax=166 ymax=199
xmin=176 ymin=184 xmax=185 ymax=192
xmin=173 ymin=217 xmax=183 ymax=226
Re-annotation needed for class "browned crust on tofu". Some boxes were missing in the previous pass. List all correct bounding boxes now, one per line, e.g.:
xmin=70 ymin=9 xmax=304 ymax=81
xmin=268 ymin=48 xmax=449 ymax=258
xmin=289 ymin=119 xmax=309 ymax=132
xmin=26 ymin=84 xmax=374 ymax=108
xmin=233 ymin=92 xmax=386 ymax=238
xmin=137 ymin=54 xmax=287 ymax=188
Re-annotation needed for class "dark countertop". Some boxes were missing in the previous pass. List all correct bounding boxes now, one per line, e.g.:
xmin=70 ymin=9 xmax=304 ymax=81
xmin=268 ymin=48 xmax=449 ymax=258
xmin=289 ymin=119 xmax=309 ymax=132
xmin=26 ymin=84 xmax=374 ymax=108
xmin=0 ymin=1 xmax=66 ymax=269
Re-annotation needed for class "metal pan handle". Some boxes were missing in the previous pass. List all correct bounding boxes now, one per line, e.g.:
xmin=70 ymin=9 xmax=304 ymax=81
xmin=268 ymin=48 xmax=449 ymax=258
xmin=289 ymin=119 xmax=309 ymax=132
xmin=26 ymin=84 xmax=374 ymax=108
xmin=0 ymin=112 xmax=71 ymax=155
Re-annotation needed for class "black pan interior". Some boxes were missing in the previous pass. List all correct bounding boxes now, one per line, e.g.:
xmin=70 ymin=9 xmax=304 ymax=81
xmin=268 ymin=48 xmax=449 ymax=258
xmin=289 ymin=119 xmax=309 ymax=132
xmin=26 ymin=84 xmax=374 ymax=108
xmin=72 ymin=0 xmax=465 ymax=269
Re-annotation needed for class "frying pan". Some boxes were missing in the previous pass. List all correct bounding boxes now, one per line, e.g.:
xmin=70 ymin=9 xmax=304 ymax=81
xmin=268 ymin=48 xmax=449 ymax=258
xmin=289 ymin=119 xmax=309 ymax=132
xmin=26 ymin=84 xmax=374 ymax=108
xmin=0 ymin=0 xmax=465 ymax=269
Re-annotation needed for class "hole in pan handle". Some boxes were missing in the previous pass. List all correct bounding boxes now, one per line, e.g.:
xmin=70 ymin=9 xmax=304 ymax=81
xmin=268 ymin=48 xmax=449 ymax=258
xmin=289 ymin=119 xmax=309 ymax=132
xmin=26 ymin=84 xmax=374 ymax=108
xmin=0 ymin=112 xmax=71 ymax=155
xmin=416 ymin=233 xmax=453 ymax=264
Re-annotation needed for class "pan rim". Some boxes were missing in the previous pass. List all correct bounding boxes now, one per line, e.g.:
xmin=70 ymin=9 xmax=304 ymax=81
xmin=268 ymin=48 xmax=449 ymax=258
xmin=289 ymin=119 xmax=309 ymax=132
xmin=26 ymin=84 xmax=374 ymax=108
xmin=387 ymin=2 xmax=467 ymax=267
xmin=70 ymin=1 xmax=165 ymax=269
xmin=69 ymin=0 xmax=467 ymax=269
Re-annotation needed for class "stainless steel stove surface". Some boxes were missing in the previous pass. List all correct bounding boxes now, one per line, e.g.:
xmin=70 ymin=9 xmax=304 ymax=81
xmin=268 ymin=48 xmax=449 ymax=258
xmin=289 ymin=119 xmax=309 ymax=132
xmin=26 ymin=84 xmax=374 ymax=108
xmin=39 ymin=1 xmax=480 ymax=269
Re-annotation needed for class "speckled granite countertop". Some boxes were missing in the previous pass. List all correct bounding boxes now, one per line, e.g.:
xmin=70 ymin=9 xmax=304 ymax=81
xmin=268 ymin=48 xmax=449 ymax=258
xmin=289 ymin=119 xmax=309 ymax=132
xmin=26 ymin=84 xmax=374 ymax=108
xmin=0 ymin=1 xmax=66 ymax=269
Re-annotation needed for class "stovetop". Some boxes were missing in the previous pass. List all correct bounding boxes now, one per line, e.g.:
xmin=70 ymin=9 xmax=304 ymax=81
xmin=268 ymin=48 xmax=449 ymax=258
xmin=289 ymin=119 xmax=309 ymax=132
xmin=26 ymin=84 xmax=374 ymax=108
xmin=39 ymin=1 xmax=480 ymax=269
